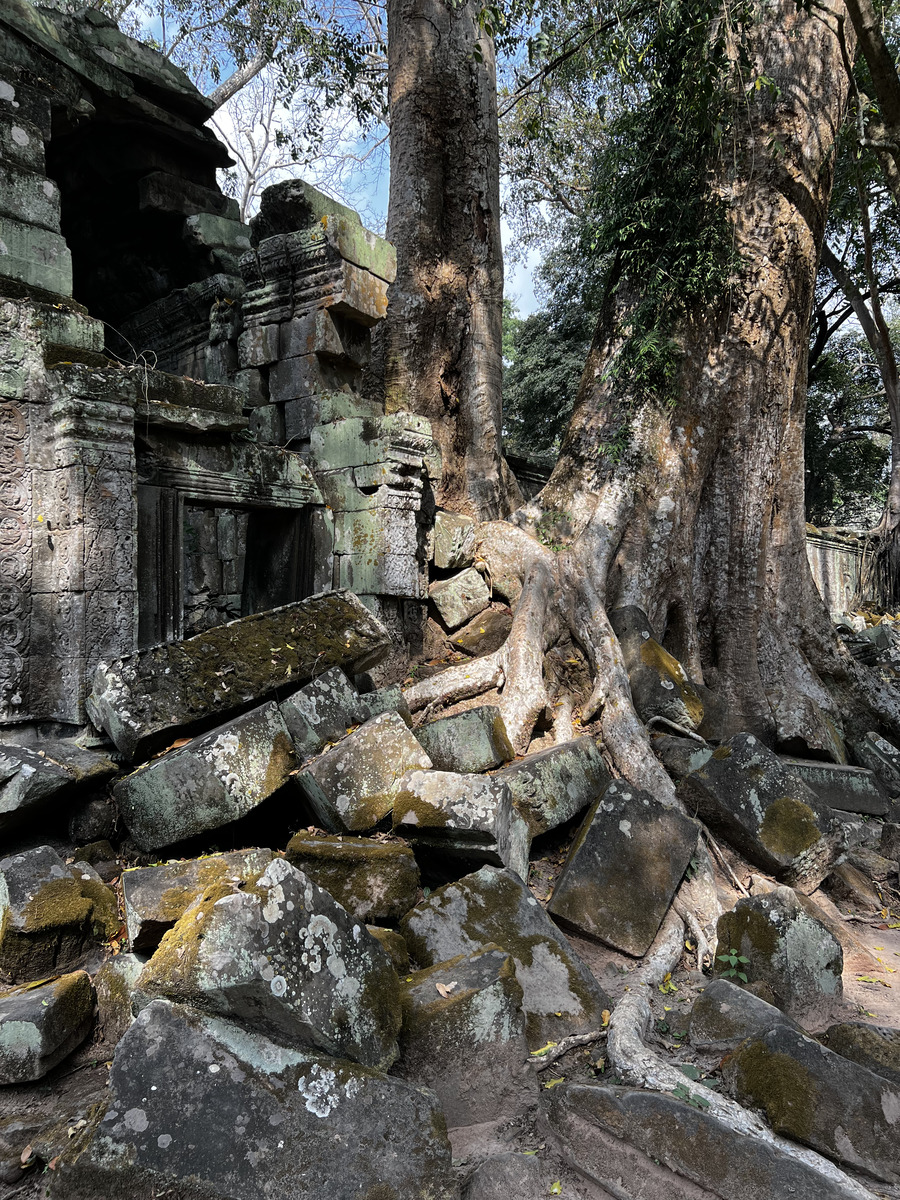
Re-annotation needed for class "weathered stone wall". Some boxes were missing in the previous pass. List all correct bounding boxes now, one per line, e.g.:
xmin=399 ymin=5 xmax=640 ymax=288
xmin=806 ymin=532 xmax=865 ymax=616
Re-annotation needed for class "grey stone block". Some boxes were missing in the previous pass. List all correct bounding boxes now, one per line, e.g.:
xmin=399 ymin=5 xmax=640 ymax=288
xmin=0 ymin=162 xmax=60 ymax=232
xmin=0 ymin=845 xmax=93 ymax=983
xmin=689 ymin=977 xmax=801 ymax=1051
xmin=0 ymin=971 xmax=94 ymax=1083
xmin=498 ymin=737 xmax=610 ymax=837
xmin=0 ymin=113 xmax=45 ymax=174
xmin=433 ymin=511 xmax=475 ymax=569
xmin=0 ymin=214 xmax=72 ymax=295
xmin=415 ymin=705 xmax=515 ymax=773
xmin=429 ymin=568 xmax=490 ymax=631
xmin=279 ymin=665 xmax=362 ymax=759
xmin=284 ymin=833 xmax=420 ymax=923
xmin=822 ymin=1022 xmax=900 ymax=1087
xmin=780 ymin=755 xmax=890 ymax=815
xmin=852 ymin=731 xmax=900 ymax=797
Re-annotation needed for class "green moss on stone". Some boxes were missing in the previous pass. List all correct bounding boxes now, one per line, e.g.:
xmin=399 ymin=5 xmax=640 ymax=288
xmin=759 ymin=796 xmax=820 ymax=858
xmin=732 ymin=1040 xmax=817 ymax=1138
xmin=21 ymin=878 xmax=92 ymax=934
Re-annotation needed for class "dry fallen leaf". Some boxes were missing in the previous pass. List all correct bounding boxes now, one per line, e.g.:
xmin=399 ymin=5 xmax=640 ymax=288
xmin=435 ymin=981 xmax=457 ymax=998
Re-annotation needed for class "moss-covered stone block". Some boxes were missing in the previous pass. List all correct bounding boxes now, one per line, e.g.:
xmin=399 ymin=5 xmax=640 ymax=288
xmin=284 ymin=833 xmax=420 ymax=923
xmin=780 ymin=756 xmax=889 ymax=815
xmin=0 ymin=846 xmax=94 ymax=982
xmin=400 ymin=865 xmax=609 ymax=1049
xmin=394 ymin=946 xmax=538 ymax=1128
xmin=498 ymin=737 xmax=610 ymax=838
xmin=822 ymin=1021 xmax=900 ymax=1087
xmin=415 ymin=706 xmax=514 ymax=773
xmin=93 ymin=953 xmax=144 ymax=1049
xmin=688 ymin=977 xmax=801 ymax=1052
xmin=0 ymin=970 xmax=94 ymax=1083
xmin=135 ymin=857 xmax=402 ymax=1070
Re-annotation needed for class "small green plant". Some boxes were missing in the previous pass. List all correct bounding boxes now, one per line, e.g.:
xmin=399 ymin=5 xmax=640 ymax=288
xmin=671 ymin=1081 xmax=711 ymax=1111
xmin=717 ymin=947 xmax=749 ymax=982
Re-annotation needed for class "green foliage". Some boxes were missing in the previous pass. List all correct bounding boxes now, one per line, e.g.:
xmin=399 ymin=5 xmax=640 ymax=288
xmin=716 ymin=947 xmax=749 ymax=982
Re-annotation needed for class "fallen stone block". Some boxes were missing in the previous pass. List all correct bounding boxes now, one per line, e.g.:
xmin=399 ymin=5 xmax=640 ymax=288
xmin=400 ymin=865 xmax=609 ymax=1049
xmin=0 ymin=845 xmax=94 ymax=982
xmin=53 ymin=999 xmax=455 ymax=1200
xmin=88 ymin=590 xmax=391 ymax=759
xmin=851 ymin=731 xmax=900 ymax=796
xmin=726 ymin=1024 xmax=900 ymax=1184
xmin=0 ymin=971 xmax=94 ymax=1083
xmin=822 ymin=1022 xmax=900 ymax=1087
xmin=780 ymin=756 xmax=889 ymax=815
xmin=68 ymin=861 xmax=120 ymax=940
xmin=94 ymin=954 xmax=144 ymax=1049
xmin=769 ymin=687 xmax=848 ymax=763
xmin=122 ymin=848 xmax=275 ymax=951
xmin=279 ymin=666 xmax=362 ymax=760
xmin=429 ymin=568 xmax=490 ymax=631
xmin=68 ymin=798 xmax=117 ymax=845
xmin=716 ymin=887 xmax=842 ymax=1021
xmin=367 ymin=925 xmax=410 ymax=972
xmin=449 ymin=606 xmax=513 ymax=656
xmin=496 ymin=737 xmax=610 ymax=838
xmin=847 ymin=844 xmax=897 ymax=878
xmin=415 ymin=706 xmax=515 ymax=774
xmin=548 ymin=780 xmax=698 ymax=957
xmin=433 ymin=511 xmax=475 ymax=570
xmin=394 ymin=946 xmax=538 ymax=1128
xmin=677 ymin=733 xmax=844 ymax=890
xmin=609 ymin=606 xmax=704 ymax=732
xmin=651 ymin=733 xmax=713 ymax=781
xmin=393 ymin=769 xmax=530 ymax=879
xmin=295 ymin=711 xmax=432 ymax=833
xmin=548 ymin=1081 xmax=869 ymax=1200
xmin=284 ymin=833 xmax=420 ymax=923
xmin=826 ymin=861 xmax=883 ymax=911
xmin=135 ymin=856 xmax=401 ymax=1070
xmin=113 ymin=702 xmax=298 ymax=851
xmin=882 ymin=822 xmax=900 ymax=858
xmin=0 ymin=744 xmax=80 ymax=836
xmin=689 ymin=977 xmax=801 ymax=1052
xmin=355 ymin=683 xmax=412 ymax=725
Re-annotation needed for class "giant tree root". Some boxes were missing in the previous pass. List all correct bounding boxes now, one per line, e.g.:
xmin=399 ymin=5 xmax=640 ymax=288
xmin=606 ymin=909 xmax=879 ymax=1200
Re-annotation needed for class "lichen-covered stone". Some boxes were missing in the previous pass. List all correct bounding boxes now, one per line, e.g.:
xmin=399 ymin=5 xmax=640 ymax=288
xmin=53 ymin=999 xmax=455 ymax=1200
xmin=0 ymin=846 xmax=94 ymax=982
xmin=822 ymin=1022 xmax=900 ymax=1087
xmin=94 ymin=954 xmax=144 ymax=1048
xmin=689 ymin=977 xmax=801 ymax=1052
xmin=279 ymin=666 xmax=362 ymax=760
xmin=462 ymin=1153 xmax=548 ymax=1200
xmin=652 ymin=734 xmax=713 ymax=781
xmin=0 ymin=971 xmax=94 ymax=1083
xmin=827 ymin=861 xmax=883 ymax=910
xmin=114 ymin=702 xmax=298 ymax=851
xmin=355 ymin=683 xmax=412 ymax=725
xmin=295 ymin=711 xmax=432 ymax=833
xmin=548 ymin=1082 xmax=869 ymax=1200
xmin=415 ymin=706 xmax=515 ymax=773
xmin=851 ymin=731 xmax=900 ymax=797
xmin=122 ymin=848 xmax=275 ymax=951
xmin=780 ymin=756 xmax=889 ymax=815
xmin=135 ymin=857 xmax=402 ymax=1070
xmin=449 ymin=607 xmax=513 ymax=657
xmin=726 ymin=1024 xmax=900 ymax=1184
xmin=769 ymin=688 xmax=848 ymax=764
xmin=677 ymin=733 xmax=844 ymax=890
xmin=284 ymin=833 xmax=419 ymax=923
xmin=367 ymin=925 xmax=410 ymax=972
xmin=548 ymin=780 xmax=697 ymax=957
xmin=881 ymin=822 xmax=900 ymax=859
xmin=395 ymin=946 xmax=538 ymax=1128
xmin=428 ymin=568 xmax=490 ymax=631
xmin=393 ymin=769 xmax=530 ymax=879
xmin=497 ymin=737 xmax=610 ymax=838
xmin=609 ymin=606 xmax=703 ymax=732
xmin=88 ymin=591 xmax=391 ymax=759
xmin=0 ymin=743 xmax=78 ymax=836
xmin=715 ymin=887 xmax=842 ymax=1020
xmin=433 ymin=512 xmax=475 ymax=570
xmin=400 ymin=866 xmax=609 ymax=1049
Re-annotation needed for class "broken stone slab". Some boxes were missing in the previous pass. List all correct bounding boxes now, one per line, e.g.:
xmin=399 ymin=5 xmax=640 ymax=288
xmin=400 ymin=865 xmax=610 ymax=1049
xmin=847 ymin=844 xmax=897 ymax=878
xmin=394 ymin=946 xmax=538 ymax=1128
xmin=852 ymin=732 xmax=900 ymax=797
xmin=449 ymin=607 xmax=513 ymax=656
xmin=547 ymin=1081 xmax=871 ymax=1200
xmin=609 ymin=605 xmax=704 ymax=732
xmin=688 ymin=977 xmax=801 ymax=1052
xmin=415 ymin=706 xmax=515 ymax=773
xmin=780 ymin=756 xmax=890 ymax=815
xmin=52 ymin=998 xmax=455 ymax=1200
xmin=428 ymin=568 xmax=491 ymax=631
xmin=822 ymin=1022 xmax=900 ymax=1087
xmin=768 ymin=687 xmax=848 ymax=764
xmin=0 ymin=971 xmax=94 ymax=1084
xmin=135 ymin=857 xmax=401 ymax=1070
xmin=496 ymin=737 xmax=610 ymax=838
xmin=0 ymin=845 xmax=94 ymax=983
xmin=122 ymin=848 xmax=275 ymax=951
xmin=0 ymin=742 xmax=111 ymax=836
xmin=652 ymin=733 xmax=713 ymax=780
xmin=677 ymin=733 xmax=845 ymax=891
xmin=461 ymin=1154 xmax=548 ymax=1200
xmin=284 ymin=833 xmax=420 ymax=924
xmin=113 ymin=702 xmax=298 ymax=852
xmin=726 ymin=1024 xmax=900 ymax=1184
xmin=393 ymin=769 xmax=531 ymax=879
xmin=367 ymin=926 xmax=410 ymax=973
xmin=94 ymin=954 xmax=144 ymax=1049
xmin=826 ymin=861 xmax=883 ymax=911
xmin=548 ymin=780 xmax=698 ymax=957
xmin=715 ymin=887 xmax=843 ymax=1021
xmin=355 ymin=683 xmax=412 ymax=725
xmin=295 ymin=711 xmax=432 ymax=834
xmin=68 ymin=861 xmax=120 ymax=940
xmin=433 ymin=511 xmax=476 ymax=570
xmin=279 ymin=666 xmax=363 ymax=760
xmin=87 ymin=590 xmax=391 ymax=760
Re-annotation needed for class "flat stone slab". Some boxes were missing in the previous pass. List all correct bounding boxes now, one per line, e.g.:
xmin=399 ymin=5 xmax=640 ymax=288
xmin=122 ymin=848 xmax=275 ymax=951
xmin=726 ymin=1024 xmax=900 ymax=1184
xmin=497 ymin=737 xmax=610 ymax=837
xmin=0 ymin=970 xmax=94 ymax=1083
xmin=87 ymin=590 xmax=391 ymax=759
xmin=548 ymin=780 xmax=698 ymax=957
xmin=0 ymin=845 xmax=94 ymax=982
xmin=677 ymin=733 xmax=844 ymax=890
xmin=279 ymin=666 xmax=363 ymax=760
xmin=114 ymin=702 xmax=298 ymax=851
xmin=393 ymin=769 xmax=530 ymax=879
xmin=716 ymin=887 xmax=843 ymax=1020
xmin=295 ymin=711 xmax=432 ymax=833
xmin=852 ymin=732 xmax=900 ymax=797
xmin=0 ymin=743 xmax=75 ymax=836
xmin=689 ymin=977 xmax=801 ymax=1052
xmin=135 ymin=857 xmax=401 ymax=1070
xmin=433 ymin=512 xmax=475 ymax=570
xmin=780 ymin=756 xmax=890 ymax=815
xmin=415 ymin=706 xmax=514 ymax=773
xmin=822 ymin=1022 xmax=900 ymax=1087
xmin=548 ymin=1082 xmax=871 ymax=1200
xmin=53 ymin=999 xmax=455 ymax=1200
xmin=394 ymin=946 xmax=537 ymax=1128
xmin=429 ymin=568 xmax=491 ymax=631
xmin=400 ymin=865 xmax=609 ymax=1049
xmin=284 ymin=833 xmax=420 ymax=924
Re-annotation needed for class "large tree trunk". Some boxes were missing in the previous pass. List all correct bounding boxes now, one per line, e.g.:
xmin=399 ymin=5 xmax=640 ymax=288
xmin=381 ymin=0 xmax=521 ymax=520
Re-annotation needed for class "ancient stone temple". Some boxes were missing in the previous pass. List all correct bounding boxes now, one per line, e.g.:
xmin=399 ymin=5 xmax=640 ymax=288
xmin=0 ymin=0 xmax=439 ymax=736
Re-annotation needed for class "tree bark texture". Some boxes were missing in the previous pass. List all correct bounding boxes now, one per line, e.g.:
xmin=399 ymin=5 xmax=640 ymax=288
xmin=382 ymin=0 xmax=520 ymax=520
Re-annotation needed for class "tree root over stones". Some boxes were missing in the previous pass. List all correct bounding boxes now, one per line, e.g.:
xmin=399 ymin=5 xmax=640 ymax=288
xmin=606 ymin=907 xmax=879 ymax=1200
